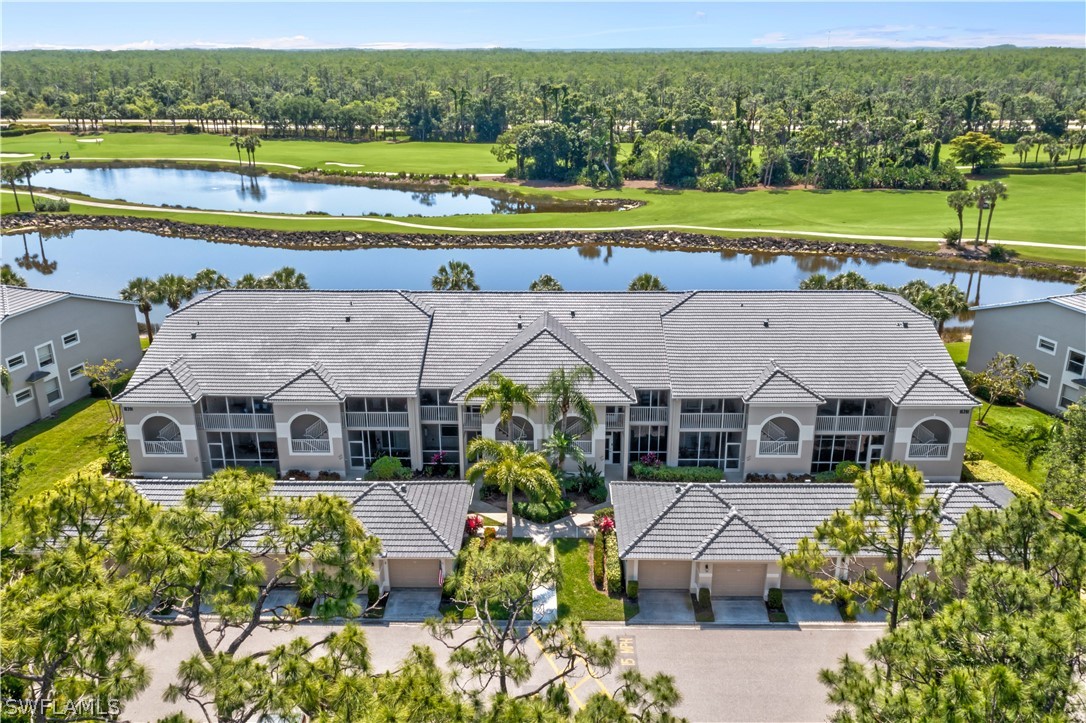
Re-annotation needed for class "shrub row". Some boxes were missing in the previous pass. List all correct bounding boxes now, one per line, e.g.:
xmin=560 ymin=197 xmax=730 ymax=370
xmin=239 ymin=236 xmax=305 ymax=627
xmin=0 ymin=124 xmax=52 ymax=137
xmin=593 ymin=536 xmax=605 ymax=589
xmin=604 ymin=531 xmax=622 ymax=594
xmin=33 ymin=198 xmax=71 ymax=212
xmin=630 ymin=462 xmax=723 ymax=482
xmin=513 ymin=497 xmax=576 ymax=524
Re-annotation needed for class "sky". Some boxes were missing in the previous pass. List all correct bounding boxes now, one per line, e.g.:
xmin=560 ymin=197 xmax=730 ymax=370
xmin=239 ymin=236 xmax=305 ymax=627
xmin=2 ymin=1 xmax=1083 ymax=51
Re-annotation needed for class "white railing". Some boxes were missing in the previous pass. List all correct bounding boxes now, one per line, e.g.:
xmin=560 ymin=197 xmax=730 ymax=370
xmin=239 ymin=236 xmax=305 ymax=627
xmin=815 ymin=415 xmax=891 ymax=433
xmin=345 ymin=411 xmax=409 ymax=429
xmin=463 ymin=412 xmax=482 ymax=430
xmin=291 ymin=438 xmax=331 ymax=454
xmin=202 ymin=412 xmax=275 ymax=431
xmin=144 ymin=440 xmax=184 ymax=455
xmin=605 ymin=411 xmax=625 ymax=429
xmin=909 ymin=443 xmax=949 ymax=459
xmin=629 ymin=407 xmax=669 ymax=424
xmin=678 ymin=412 xmax=745 ymax=429
xmin=759 ymin=440 xmax=799 ymax=456
xmin=420 ymin=406 xmax=458 ymax=422
xmin=574 ymin=439 xmax=593 ymax=454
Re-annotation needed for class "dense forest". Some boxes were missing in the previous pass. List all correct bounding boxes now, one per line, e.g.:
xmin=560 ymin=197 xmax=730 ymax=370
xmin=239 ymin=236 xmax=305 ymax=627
xmin=2 ymin=48 xmax=1083 ymax=188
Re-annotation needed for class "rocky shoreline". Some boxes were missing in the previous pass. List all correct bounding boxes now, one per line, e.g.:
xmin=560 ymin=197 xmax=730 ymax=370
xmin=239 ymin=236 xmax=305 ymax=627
xmin=2 ymin=213 xmax=1082 ymax=283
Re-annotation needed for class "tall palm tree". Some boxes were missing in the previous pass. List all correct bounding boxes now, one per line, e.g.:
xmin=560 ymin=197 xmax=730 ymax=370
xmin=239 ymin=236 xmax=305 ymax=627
xmin=981 ymin=181 xmax=1008 ymax=245
xmin=969 ymin=186 xmax=987 ymax=246
xmin=628 ymin=273 xmax=666 ymax=292
xmin=2 ymin=164 xmax=22 ymax=212
xmin=537 ymin=365 xmax=597 ymax=468
xmin=234 ymin=273 xmax=261 ymax=289
xmin=229 ymin=135 xmax=244 ymax=168
xmin=432 ymin=260 xmax=480 ymax=291
xmin=466 ymin=372 xmax=535 ymax=440
xmin=193 ymin=268 xmax=231 ymax=291
xmin=152 ymin=274 xmax=196 ymax=311
xmin=945 ymin=190 xmax=973 ymax=239
xmin=261 ymin=266 xmax=309 ymax=289
xmin=243 ymin=135 xmax=262 ymax=167
xmin=1013 ymin=137 xmax=1032 ymax=164
xmin=528 ymin=274 xmax=563 ymax=292
xmin=17 ymin=162 xmax=39 ymax=207
xmin=466 ymin=438 xmax=559 ymax=540
xmin=120 ymin=277 xmax=159 ymax=343
xmin=933 ymin=283 xmax=969 ymax=333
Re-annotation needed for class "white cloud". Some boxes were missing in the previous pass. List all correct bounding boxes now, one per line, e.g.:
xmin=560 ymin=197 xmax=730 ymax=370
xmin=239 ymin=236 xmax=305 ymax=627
xmin=4 ymin=36 xmax=498 ymax=51
xmin=751 ymin=27 xmax=1085 ymax=49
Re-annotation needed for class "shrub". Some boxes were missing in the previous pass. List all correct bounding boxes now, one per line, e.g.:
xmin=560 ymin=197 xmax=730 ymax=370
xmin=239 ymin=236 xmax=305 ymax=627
xmin=630 ymin=462 xmax=722 ymax=482
xmin=963 ymin=449 xmax=985 ymax=461
xmin=483 ymin=527 xmax=497 ymax=546
xmin=987 ymin=244 xmax=1017 ymax=262
xmin=604 ymin=532 xmax=622 ymax=594
xmin=812 ymin=470 xmax=838 ymax=483
xmin=513 ymin=497 xmax=576 ymax=524
xmin=626 ymin=580 xmax=639 ymax=600
xmin=465 ymin=514 xmax=484 ymax=537
xmin=247 ymin=466 xmax=277 ymax=479
xmin=366 ymin=455 xmax=410 ymax=480
xmin=834 ymin=461 xmax=864 ymax=481
xmin=593 ymin=537 xmax=605 ymax=589
xmin=943 ymin=228 xmax=962 ymax=245
xmin=103 ymin=426 xmax=131 ymax=477
xmin=367 ymin=584 xmax=382 ymax=607
xmin=596 ymin=515 xmax=615 ymax=534
xmin=284 ymin=469 xmax=311 ymax=480
xmin=588 ymin=482 xmax=609 ymax=504
xmin=33 ymin=198 xmax=70 ymax=212
xmin=767 ymin=587 xmax=784 ymax=612
xmin=696 ymin=172 xmax=736 ymax=192
xmin=316 ymin=470 xmax=341 ymax=481
xmin=592 ymin=507 xmax=614 ymax=526
xmin=0 ymin=125 xmax=51 ymax=138
xmin=693 ymin=588 xmax=714 ymax=622
xmin=90 ymin=370 xmax=133 ymax=398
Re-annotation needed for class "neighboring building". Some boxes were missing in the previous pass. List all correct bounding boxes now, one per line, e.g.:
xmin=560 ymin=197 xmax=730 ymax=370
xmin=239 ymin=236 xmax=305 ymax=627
xmin=611 ymin=481 xmax=1012 ymax=598
xmin=967 ymin=292 xmax=1086 ymax=415
xmin=1 ymin=285 xmax=142 ymax=437
xmin=118 ymin=290 xmax=976 ymax=482
xmin=130 ymin=478 xmax=473 ymax=593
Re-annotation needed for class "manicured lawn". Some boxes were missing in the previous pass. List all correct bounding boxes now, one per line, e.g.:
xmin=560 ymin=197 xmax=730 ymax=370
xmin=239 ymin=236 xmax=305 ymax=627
xmin=945 ymin=341 xmax=970 ymax=366
xmin=555 ymin=538 xmax=635 ymax=621
xmin=966 ymin=403 xmax=1053 ymax=489
xmin=10 ymin=397 xmax=114 ymax=500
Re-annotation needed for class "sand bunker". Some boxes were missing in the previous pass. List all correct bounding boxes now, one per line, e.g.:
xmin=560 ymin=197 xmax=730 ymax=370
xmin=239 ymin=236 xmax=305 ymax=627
xmin=0 ymin=153 xmax=34 ymax=158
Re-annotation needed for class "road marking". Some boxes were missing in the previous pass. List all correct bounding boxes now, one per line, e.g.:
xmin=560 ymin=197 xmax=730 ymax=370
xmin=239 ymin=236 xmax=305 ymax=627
xmin=617 ymin=634 xmax=638 ymax=669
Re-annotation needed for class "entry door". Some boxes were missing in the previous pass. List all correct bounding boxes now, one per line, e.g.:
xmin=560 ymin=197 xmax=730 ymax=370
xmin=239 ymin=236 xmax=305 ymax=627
xmin=208 ymin=442 xmax=225 ymax=469
xmin=606 ymin=431 xmax=623 ymax=464
xmin=867 ymin=444 xmax=884 ymax=467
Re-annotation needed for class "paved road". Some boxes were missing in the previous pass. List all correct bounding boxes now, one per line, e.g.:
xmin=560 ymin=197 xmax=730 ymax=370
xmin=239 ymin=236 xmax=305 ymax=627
xmin=124 ymin=622 xmax=881 ymax=723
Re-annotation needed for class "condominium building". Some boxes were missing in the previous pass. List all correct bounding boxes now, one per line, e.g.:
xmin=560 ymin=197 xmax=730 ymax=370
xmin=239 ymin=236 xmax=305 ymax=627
xmin=118 ymin=290 xmax=976 ymax=481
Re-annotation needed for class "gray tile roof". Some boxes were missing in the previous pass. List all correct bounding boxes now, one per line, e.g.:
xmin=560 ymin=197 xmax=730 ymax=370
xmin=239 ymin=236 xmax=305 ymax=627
xmin=129 ymin=478 xmax=473 ymax=558
xmin=118 ymin=359 xmax=203 ymax=404
xmin=0 ymin=284 xmax=134 ymax=321
xmin=266 ymin=362 xmax=345 ymax=402
xmin=612 ymin=481 xmax=1013 ymax=562
xmin=119 ymin=290 xmax=971 ymax=407
xmin=973 ymin=292 xmax=1086 ymax=315
xmin=892 ymin=360 xmax=977 ymax=407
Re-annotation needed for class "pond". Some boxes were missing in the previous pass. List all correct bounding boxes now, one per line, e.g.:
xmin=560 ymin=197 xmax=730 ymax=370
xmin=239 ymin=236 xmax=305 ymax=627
xmin=3 ymin=229 xmax=1076 ymax=324
xmin=34 ymin=166 xmax=612 ymax=217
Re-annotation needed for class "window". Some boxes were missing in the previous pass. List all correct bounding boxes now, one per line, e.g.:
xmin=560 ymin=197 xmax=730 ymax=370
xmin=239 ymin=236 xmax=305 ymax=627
xmin=636 ymin=389 xmax=669 ymax=407
xmin=495 ymin=416 xmax=534 ymax=444
xmin=289 ymin=413 xmax=330 ymax=454
xmin=759 ymin=416 xmax=800 ymax=456
xmin=348 ymin=429 xmax=410 ymax=468
xmin=61 ymin=330 xmax=80 ymax=349
xmin=1036 ymin=372 xmax=1051 ymax=388
xmin=1067 ymin=350 xmax=1085 ymax=376
xmin=13 ymin=388 xmax=33 ymax=406
xmin=1059 ymin=384 xmax=1082 ymax=409
xmin=68 ymin=363 xmax=85 ymax=381
xmin=420 ymin=389 xmax=451 ymax=406
xmin=142 ymin=415 xmax=185 ymax=456
xmin=5 ymin=353 xmax=26 ymax=371
xmin=678 ymin=431 xmax=741 ymax=470
xmin=1036 ymin=336 xmax=1057 ymax=355
xmin=629 ymin=425 xmax=668 ymax=464
xmin=812 ymin=435 xmax=885 ymax=474
xmin=43 ymin=377 xmax=62 ymax=405
xmin=34 ymin=342 xmax=55 ymax=368
xmin=207 ymin=431 xmax=278 ymax=471
xmin=908 ymin=419 xmax=951 ymax=459
xmin=422 ymin=423 xmax=460 ymax=464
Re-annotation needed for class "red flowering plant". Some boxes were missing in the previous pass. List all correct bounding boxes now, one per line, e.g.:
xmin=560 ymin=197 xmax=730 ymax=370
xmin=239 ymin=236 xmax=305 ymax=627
xmin=596 ymin=515 xmax=615 ymax=534
xmin=465 ymin=514 xmax=484 ymax=537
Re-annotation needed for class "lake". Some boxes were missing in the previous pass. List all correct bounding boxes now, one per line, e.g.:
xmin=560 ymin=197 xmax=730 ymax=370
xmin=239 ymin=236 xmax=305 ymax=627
xmin=3 ymin=229 xmax=1075 ymax=323
xmin=34 ymin=166 xmax=606 ymax=217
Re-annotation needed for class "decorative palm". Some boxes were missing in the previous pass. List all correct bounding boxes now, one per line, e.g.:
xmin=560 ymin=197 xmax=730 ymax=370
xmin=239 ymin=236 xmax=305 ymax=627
xmin=980 ymin=180 xmax=1008 ymax=245
xmin=1 ymin=264 xmax=26 ymax=287
xmin=541 ymin=431 xmax=586 ymax=470
xmin=193 ymin=268 xmax=231 ymax=291
xmin=262 ymin=266 xmax=309 ymax=289
xmin=229 ymin=135 xmax=244 ymax=167
xmin=528 ymin=274 xmax=563 ymax=291
xmin=17 ymin=162 xmax=39 ymax=206
xmin=2 ymin=165 xmax=22 ymax=212
xmin=537 ymin=366 xmax=597 ymax=468
xmin=120 ymin=276 xmax=159 ymax=344
xmin=466 ymin=372 xmax=535 ymax=439
xmin=243 ymin=135 xmax=261 ymax=167
xmin=628 ymin=273 xmax=666 ymax=292
xmin=432 ymin=260 xmax=480 ymax=291
xmin=466 ymin=438 xmax=559 ymax=540
xmin=153 ymin=274 xmax=196 ymax=311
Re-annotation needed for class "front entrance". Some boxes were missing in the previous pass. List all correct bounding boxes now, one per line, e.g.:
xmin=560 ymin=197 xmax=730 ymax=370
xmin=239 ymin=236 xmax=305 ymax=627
xmin=605 ymin=431 xmax=623 ymax=465
xmin=867 ymin=444 xmax=884 ymax=467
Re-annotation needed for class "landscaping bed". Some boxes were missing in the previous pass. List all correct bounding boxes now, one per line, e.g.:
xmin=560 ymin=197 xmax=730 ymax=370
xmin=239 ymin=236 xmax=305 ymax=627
xmin=555 ymin=538 xmax=635 ymax=621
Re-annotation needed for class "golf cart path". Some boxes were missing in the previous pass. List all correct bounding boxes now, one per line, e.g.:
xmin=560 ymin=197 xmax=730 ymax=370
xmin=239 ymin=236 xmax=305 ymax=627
xmin=1 ymin=189 xmax=1080 ymax=250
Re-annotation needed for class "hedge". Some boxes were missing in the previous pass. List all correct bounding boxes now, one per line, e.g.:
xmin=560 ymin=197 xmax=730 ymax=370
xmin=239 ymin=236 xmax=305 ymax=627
xmin=630 ymin=462 xmax=723 ymax=482
xmin=604 ymin=531 xmax=622 ymax=595
xmin=513 ymin=497 xmax=576 ymax=523
xmin=592 ymin=536 xmax=605 ymax=589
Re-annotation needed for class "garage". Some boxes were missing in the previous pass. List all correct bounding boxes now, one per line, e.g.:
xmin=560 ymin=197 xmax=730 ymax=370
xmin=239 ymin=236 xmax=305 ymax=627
xmin=780 ymin=572 xmax=814 ymax=591
xmin=637 ymin=560 xmax=692 ymax=589
xmin=388 ymin=558 xmax=441 ymax=588
xmin=711 ymin=563 xmax=767 ymax=596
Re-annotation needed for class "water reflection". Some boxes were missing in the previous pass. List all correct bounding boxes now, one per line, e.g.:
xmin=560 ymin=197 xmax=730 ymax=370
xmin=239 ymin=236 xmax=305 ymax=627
xmin=236 ymin=176 xmax=266 ymax=203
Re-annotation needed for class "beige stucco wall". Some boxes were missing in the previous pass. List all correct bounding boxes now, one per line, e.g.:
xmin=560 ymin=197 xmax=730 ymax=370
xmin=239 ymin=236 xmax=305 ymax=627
xmin=742 ymin=404 xmax=818 ymax=477
xmin=891 ymin=406 xmax=972 ymax=481
xmin=273 ymin=402 xmax=347 ymax=476
xmin=124 ymin=403 xmax=205 ymax=478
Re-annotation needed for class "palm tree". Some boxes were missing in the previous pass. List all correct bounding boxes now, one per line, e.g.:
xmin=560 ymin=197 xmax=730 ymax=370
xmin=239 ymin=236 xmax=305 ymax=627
xmin=1076 ymin=277 xmax=1086 ymax=293
xmin=152 ymin=273 xmax=196 ymax=311
xmin=120 ymin=277 xmax=159 ymax=343
xmin=540 ymin=431 xmax=586 ymax=470
xmin=193 ymin=268 xmax=231 ymax=291
xmin=1013 ymin=137 xmax=1032 ymax=164
xmin=243 ymin=135 xmax=262 ymax=167
xmin=17 ymin=162 xmax=39 ymax=207
xmin=981 ymin=181 xmax=1008 ymax=245
xmin=628 ymin=273 xmax=667 ymax=291
xmin=263 ymin=266 xmax=309 ymax=289
xmin=432 ymin=260 xmax=479 ymax=291
xmin=1 ymin=264 xmax=26 ymax=287
xmin=945 ymin=190 xmax=973 ymax=239
xmin=234 ymin=273 xmax=262 ymax=289
xmin=933 ymin=283 xmax=969 ymax=333
xmin=466 ymin=438 xmax=559 ymax=540
xmin=536 ymin=365 xmax=598 ymax=468
xmin=466 ymin=372 xmax=535 ymax=440
xmin=2 ymin=164 xmax=22 ymax=212
xmin=969 ymin=186 xmax=987 ymax=246
xmin=528 ymin=274 xmax=563 ymax=291
xmin=230 ymin=135 xmax=244 ymax=168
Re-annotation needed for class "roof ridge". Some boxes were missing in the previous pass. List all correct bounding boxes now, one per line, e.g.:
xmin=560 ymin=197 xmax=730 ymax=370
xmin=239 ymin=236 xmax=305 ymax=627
xmin=390 ymin=482 xmax=456 ymax=556
xmin=659 ymin=291 xmax=699 ymax=317
xmin=743 ymin=359 xmax=824 ymax=403
xmin=265 ymin=363 xmax=345 ymax=401
xmin=693 ymin=506 xmax=787 ymax=559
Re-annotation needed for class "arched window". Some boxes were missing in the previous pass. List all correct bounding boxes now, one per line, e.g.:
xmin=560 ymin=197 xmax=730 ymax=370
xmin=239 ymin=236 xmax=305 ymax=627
xmin=909 ymin=419 xmax=951 ymax=458
xmin=290 ymin=413 xmax=331 ymax=454
xmin=142 ymin=415 xmax=184 ymax=456
xmin=759 ymin=416 xmax=800 ymax=456
xmin=496 ymin=415 xmax=535 ymax=444
xmin=561 ymin=416 xmax=591 ymax=439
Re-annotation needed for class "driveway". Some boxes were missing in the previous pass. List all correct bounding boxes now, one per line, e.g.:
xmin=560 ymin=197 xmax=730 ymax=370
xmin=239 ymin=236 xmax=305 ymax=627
xmin=711 ymin=597 xmax=769 ymax=625
xmin=383 ymin=588 xmax=442 ymax=622
xmin=629 ymin=590 xmax=695 ymax=625
xmin=783 ymin=591 xmax=842 ymax=625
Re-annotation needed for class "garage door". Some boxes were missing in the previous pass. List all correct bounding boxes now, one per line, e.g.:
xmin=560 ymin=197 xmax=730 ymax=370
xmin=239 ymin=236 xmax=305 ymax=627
xmin=388 ymin=559 xmax=441 ymax=588
xmin=711 ymin=563 xmax=767 ymax=596
xmin=637 ymin=560 xmax=691 ymax=589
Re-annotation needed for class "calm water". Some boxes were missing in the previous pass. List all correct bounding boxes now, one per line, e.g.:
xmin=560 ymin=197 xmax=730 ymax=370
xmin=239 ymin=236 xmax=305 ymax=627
xmin=36 ymin=166 xmax=549 ymax=217
xmin=3 ymin=229 xmax=1075 ymax=324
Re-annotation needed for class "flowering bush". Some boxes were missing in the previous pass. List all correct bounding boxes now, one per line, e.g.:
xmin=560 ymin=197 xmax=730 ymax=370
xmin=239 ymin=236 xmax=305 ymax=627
xmin=639 ymin=453 xmax=662 ymax=467
xmin=597 ymin=515 xmax=615 ymax=534
xmin=465 ymin=514 xmax=484 ymax=537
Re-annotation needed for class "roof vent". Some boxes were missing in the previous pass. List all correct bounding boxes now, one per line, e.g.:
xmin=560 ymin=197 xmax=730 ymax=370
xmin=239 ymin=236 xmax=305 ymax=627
xmin=399 ymin=484 xmax=408 ymax=493
xmin=345 ymin=315 xmax=351 ymax=322
xmin=674 ymin=484 xmax=682 ymax=494
xmin=190 ymin=331 xmax=197 ymax=339
xmin=517 ymin=322 xmax=523 ymax=329
xmin=762 ymin=319 xmax=769 ymax=328
xmin=903 ymin=321 xmax=909 ymax=328
xmin=570 ymin=310 xmax=576 ymax=318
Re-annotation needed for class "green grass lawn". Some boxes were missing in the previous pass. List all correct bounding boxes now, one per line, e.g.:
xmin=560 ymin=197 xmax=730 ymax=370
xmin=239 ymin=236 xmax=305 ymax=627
xmin=10 ymin=397 xmax=114 ymax=500
xmin=555 ymin=538 xmax=636 ymax=621
xmin=966 ymin=403 xmax=1053 ymax=489
xmin=945 ymin=341 xmax=970 ymax=366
